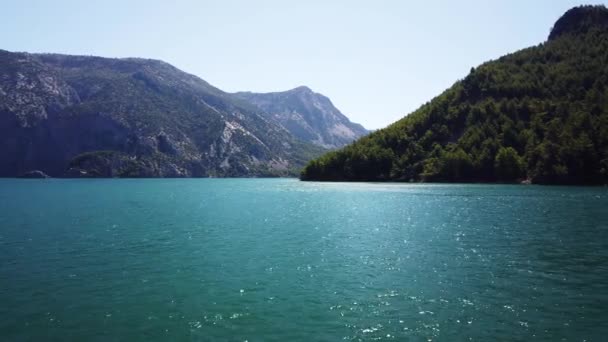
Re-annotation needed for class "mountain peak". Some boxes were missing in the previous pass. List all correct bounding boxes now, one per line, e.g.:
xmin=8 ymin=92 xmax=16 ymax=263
xmin=549 ymin=5 xmax=608 ymax=40
xmin=290 ymin=85 xmax=313 ymax=93
xmin=234 ymin=87 xmax=368 ymax=148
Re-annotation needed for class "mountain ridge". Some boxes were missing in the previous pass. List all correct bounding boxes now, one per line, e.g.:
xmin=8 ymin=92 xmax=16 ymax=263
xmin=0 ymin=49 xmax=333 ymax=177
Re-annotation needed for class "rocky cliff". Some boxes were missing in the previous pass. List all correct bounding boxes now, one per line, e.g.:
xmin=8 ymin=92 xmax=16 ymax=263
xmin=235 ymin=86 xmax=367 ymax=148
xmin=0 ymin=50 xmax=327 ymax=177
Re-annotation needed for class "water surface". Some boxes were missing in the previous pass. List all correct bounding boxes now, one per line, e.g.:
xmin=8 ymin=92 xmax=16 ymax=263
xmin=1 ymin=179 xmax=607 ymax=341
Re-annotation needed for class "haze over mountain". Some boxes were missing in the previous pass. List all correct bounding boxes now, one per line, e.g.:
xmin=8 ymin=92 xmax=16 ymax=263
xmin=235 ymin=87 xmax=368 ymax=148
xmin=302 ymin=5 xmax=608 ymax=185
xmin=0 ymin=50 xmax=353 ymax=177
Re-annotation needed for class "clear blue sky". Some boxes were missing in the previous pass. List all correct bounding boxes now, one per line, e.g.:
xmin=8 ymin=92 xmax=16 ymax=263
xmin=1 ymin=0 xmax=603 ymax=129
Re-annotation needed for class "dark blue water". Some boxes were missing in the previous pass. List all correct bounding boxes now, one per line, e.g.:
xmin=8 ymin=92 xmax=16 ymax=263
xmin=1 ymin=179 xmax=607 ymax=341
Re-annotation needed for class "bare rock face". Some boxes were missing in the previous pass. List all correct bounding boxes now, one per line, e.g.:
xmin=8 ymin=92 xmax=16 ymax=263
xmin=0 ymin=50 xmax=328 ymax=177
xmin=235 ymin=86 xmax=368 ymax=149
xmin=549 ymin=5 xmax=608 ymax=40
xmin=65 ymin=168 xmax=89 ymax=178
xmin=19 ymin=170 xmax=50 ymax=178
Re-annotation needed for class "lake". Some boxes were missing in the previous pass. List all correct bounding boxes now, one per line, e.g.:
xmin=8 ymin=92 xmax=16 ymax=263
xmin=0 ymin=179 xmax=607 ymax=341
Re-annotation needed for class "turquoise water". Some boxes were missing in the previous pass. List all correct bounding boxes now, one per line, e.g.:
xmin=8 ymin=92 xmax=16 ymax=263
xmin=1 ymin=179 xmax=607 ymax=341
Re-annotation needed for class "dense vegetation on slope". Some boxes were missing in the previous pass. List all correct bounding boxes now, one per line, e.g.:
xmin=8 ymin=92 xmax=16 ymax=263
xmin=235 ymin=86 xmax=368 ymax=148
xmin=0 ymin=51 xmax=326 ymax=177
xmin=302 ymin=5 xmax=608 ymax=184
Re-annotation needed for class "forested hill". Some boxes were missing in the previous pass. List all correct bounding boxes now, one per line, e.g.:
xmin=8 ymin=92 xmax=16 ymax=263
xmin=301 ymin=5 xmax=608 ymax=185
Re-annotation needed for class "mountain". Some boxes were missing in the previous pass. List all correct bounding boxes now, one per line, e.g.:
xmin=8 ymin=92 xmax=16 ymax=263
xmin=234 ymin=86 xmax=368 ymax=148
xmin=301 ymin=5 xmax=608 ymax=185
xmin=0 ymin=50 xmax=328 ymax=177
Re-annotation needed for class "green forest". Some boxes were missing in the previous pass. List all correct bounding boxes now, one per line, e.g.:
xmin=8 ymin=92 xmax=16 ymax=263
xmin=301 ymin=5 xmax=608 ymax=184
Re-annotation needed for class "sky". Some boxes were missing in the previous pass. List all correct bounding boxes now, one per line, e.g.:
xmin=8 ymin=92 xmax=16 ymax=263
xmin=1 ymin=0 xmax=604 ymax=129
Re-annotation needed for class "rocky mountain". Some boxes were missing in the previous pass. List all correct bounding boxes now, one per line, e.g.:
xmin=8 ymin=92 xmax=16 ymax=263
xmin=235 ymin=86 xmax=367 ymax=148
xmin=302 ymin=5 xmax=608 ymax=185
xmin=0 ymin=50 xmax=328 ymax=177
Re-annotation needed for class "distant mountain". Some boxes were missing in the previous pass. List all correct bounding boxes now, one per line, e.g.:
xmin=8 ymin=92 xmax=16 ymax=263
xmin=301 ymin=5 xmax=608 ymax=185
xmin=235 ymin=86 xmax=367 ymax=148
xmin=0 ymin=50 xmax=327 ymax=177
